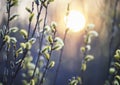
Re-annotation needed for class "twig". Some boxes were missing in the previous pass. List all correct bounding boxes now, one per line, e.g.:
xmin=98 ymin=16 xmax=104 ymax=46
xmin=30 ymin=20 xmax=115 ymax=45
xmin=31 ymin=3 xmax=43 ymax=37
xmin=31 ymin=3 xmax=49 ymax=83
xmin=108 ymin=0 xmax=119 ymax=68
xmin=108 ymin=0 xmax=119 ymax=83
xmin=53 ymin=28 xmax=69 ymax=85
xmin=6 ymin=0 xmax=11 ymax=33
xmin=0 ymin=41 xmax=5 ymax=52
xmin=0 ymin=0 xmax=11 ymax=52
xmin=10 ymin=49 xmax=28 ymax=85
xmin=80 ymin=29 xmax=89 ymax=85
xmin=28 ymin=2 xmax=34 ymax=39
xmin=10 ymin=1 xmax=36 ymax=84
xmin=38 ymin=30 xmax=57 ymax=85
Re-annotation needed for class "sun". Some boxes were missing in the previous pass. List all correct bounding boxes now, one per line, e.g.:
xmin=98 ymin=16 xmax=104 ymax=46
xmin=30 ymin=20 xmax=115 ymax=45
xmin=65 ymin=10 xmax=86 ymax=32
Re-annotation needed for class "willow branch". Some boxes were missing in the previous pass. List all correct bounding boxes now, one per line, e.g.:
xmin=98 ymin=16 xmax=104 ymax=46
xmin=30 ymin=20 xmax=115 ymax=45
xmin=108 ymin=0 xmax=119 ymax=83
xmin=31 ymin=3 xmax=48 ymax=82
xmin=108 ymin=0 xmax=119 ymax=73
xmin=28 ymin=2 xmax=34 ymax=39
xmin=53 ymin=28 xmax=69 ymax=85
xmin=31 ymin=3 xmax=43 ymax=37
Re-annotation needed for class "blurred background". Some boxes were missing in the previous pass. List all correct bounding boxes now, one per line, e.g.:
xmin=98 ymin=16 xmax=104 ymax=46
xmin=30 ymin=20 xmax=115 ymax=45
xmin=0 ymin=0 xmax=120 ymax=85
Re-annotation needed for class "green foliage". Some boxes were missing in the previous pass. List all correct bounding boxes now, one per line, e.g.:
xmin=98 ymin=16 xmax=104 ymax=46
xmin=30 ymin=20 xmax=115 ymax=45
xmin=16 ymin=47 xmax=23 ymax=54
xmin=30 ymin=79 xmax=35 ymax=85
xmin=69 ymin=77 xmax=82 ymax=85
xmin=52 ymin=44 xmax=63 ymax=51
xmin=69 ymin=24 xmax=98 ymax=85
xmin=0 ymin=0 xmax=57 ymax=85
xmin=115 ymin=75 xmax=120 ymax=81
xmin=114 ymin=62 xmax=120 ymax=69
xmin=48 ymin=0 xmax=54 ymax=3
xmin=20 ymin=29 xmax=28 ymax=39
xmin=80 ymin=47 xmax=86 ymax=53
xmin=114 ymin=49 xmax=120 ymax=60
xmin=0 ymin=1 xmax=36 ymax=83
xmin=10 ymin=0 xmax=18 ymax=6
xmin=48 ymin=61 xmax=55 ymax=68
xmin=50 ymin=21 xmax=57 ymax=32
xmin=52 ymin=37 xmax=64 ymax=50
xmin=4 ymin=35 xmax=17 ymax=44
xmin=9 ymin=27 xmax=19 ymax=33
xmin=47 ymin=35 xmax=53 ymax=44
xmin=20 ymin=43 xmax=26 ymax=49
xmin=42 ymin=46 xmax=51 ymax=53
xmin=0 ymin=0 xmax=102 ymax=85
xmin=80 ymin=24 xmax=98 ymax=72
xmin=29 ymin=13 xmax=34 ymax=22
xmin=36 ymin=21 xmax=63 ymax=84
xmin=22 ymin=52 xmax=40 ymax=85
xmin=43 ymin=52 xmax=50 ymax=60
xmin=25 ymin=42 xmax=32 ymax=50
xmin=9 ymin=14 xmax=18 ymax=21
xmin=0 ymin=83 xmax=3 ymax=85
xmin=106 ymin=49 xmax=120 ymax=85
xmin=113 ymin=80 xmax=119 ymax=85
xmin=44 ymin=25 xmax=51 ymax=33
xmin=4 ymin=35 xmax=11 ymax=43
xmin=26 ymin=7 xmax=32 ymax=14
xmin=10 ymin=37 xmax=17 ymax=43
xmin=81 ymin=62 xmax=87 ymax=71
xmin=109 ymin=67 xmax=116 ymax=75
xmin=84 ymin=55 xmax=94 ymax=62
xmin=28 ymin=38 xmax=36 ymax=44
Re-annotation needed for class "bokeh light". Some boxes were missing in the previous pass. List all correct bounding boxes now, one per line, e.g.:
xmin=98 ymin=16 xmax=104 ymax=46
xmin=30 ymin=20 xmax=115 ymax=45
xmin=65 ymin=10 xmax=86 ymax=32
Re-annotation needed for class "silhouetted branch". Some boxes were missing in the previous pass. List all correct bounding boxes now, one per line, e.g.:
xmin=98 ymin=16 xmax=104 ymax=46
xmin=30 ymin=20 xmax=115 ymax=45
xmin=108 ymin=0 xmax=119 ymax=83
xmin=31 ymin=2 xmax=49 ymax=85
xmin=28 ymin=2 xmax=34 ymax=39
xmin=31 ymin=2 xmax=43 ymax=37
xmin=53 ymin=28 xmax=69 ymax=85
xmin=6 ymin=0 xmax=11 ymax=32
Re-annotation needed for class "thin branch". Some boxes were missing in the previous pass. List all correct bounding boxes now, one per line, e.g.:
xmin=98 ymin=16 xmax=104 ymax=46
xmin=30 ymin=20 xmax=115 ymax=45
xmin=108 ymin=0 xmax=119 ymax=83
xmin=38 ymin=30 xmax=57 ymax=85
xmin=79 ymin=30 xmax=88 ymax=85
xmin=0 ymin=41 xmax=6 ymax=52
xmin=10 ymin=2 xmax=36 ymax=84
xmin=0 ymin=0 xmax=11 ymax=52
xmin=6 ymin=0 xmax=11 ymax=33
xmin=108 ymin=0 xmax=119 ymax=66
xmin=31 ymin=3 xmax=49 ymax=83
xmin=27 ymin=2 xmax=34 ymax=39
xmin=31 ymin=3 xmax=43 ymax=37
xmin=10 ymin=49 xmax=28 ymax=85
xmin=53 ymin=28 xmax=69 ymax=85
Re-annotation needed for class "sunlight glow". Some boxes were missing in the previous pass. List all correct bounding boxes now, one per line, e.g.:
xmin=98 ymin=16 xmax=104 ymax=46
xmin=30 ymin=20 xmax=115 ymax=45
xmin=65 ymin=11 xmax=86 ymax=32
